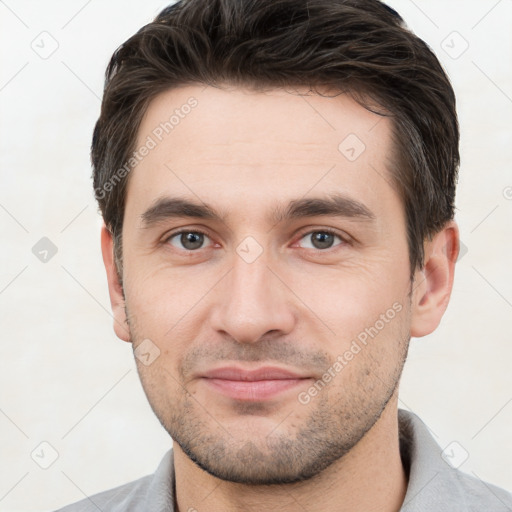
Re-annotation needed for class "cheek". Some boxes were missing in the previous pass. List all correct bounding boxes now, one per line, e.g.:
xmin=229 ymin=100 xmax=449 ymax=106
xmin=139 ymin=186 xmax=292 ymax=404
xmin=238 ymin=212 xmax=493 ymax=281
xmin=135 ymin=357 xmax=188 ymax=426
xmin=283 ymin=254 xmax=409 ymax=338
xmin=124 ymin=262 xmax=215 ymax=340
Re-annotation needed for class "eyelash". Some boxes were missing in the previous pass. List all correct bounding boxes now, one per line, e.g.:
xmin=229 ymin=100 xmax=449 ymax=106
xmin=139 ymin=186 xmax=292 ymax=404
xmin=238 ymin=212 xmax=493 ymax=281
xmin=163 ymin=228 xmax=349 ymax=252
xmin=164 ymin=229 xmax=213 ymax=249
xmin=294 ymin=228 xmax=348 ymax=249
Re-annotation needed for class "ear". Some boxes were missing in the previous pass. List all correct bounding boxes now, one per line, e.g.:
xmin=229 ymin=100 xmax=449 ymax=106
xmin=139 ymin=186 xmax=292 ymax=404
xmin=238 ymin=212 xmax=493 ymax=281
xmin=100 ymin=223 xmax=131 ymax=342
xmin=410 ymin=220 xmax=459 ymax=337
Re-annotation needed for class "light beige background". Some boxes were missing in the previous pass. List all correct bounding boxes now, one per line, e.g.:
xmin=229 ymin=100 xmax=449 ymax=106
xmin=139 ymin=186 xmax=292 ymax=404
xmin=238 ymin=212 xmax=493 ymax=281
xmin=0 ymin=1 xmax=511 ymax=510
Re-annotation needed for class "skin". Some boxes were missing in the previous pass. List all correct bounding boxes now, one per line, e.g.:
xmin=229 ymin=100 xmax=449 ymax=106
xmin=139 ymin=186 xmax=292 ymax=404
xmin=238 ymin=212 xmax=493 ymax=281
xmin=101 ymin=84 xmax=459 ymax=512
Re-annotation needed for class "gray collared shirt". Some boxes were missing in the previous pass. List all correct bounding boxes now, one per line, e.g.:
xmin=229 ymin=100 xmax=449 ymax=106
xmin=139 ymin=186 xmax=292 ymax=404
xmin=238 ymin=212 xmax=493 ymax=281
xmin=55 ymin=409 xmax=512 ymax=511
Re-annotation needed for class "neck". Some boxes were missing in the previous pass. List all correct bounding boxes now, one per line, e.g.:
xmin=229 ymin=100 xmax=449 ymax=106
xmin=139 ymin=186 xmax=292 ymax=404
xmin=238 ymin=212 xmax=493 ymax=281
xmin=174 ymin=396 xmax=407 ymax=512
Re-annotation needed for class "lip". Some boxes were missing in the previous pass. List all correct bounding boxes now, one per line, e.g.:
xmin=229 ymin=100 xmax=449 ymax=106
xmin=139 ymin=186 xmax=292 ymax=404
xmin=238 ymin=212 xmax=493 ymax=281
xmin=200 ymin=366 xmax=311 ymax=401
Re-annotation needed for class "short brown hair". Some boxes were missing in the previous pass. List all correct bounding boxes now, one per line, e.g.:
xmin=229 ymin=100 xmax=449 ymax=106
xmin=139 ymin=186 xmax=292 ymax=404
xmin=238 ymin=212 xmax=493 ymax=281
xmin=92 ymin=0 xmax=459 ymax=280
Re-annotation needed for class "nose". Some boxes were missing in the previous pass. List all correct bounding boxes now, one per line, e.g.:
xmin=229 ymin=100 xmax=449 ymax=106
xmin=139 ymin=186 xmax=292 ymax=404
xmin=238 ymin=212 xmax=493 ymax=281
xmin=210 ymin=251 xmax=296 ymax=344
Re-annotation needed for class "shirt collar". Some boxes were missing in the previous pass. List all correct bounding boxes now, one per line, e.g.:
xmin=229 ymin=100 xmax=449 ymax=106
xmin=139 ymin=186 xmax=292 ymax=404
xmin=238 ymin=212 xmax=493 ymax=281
xmin=142 ymin=408 xmax=471 ymax=511
xmin=398 ymin=408 xmax=469 ymax=511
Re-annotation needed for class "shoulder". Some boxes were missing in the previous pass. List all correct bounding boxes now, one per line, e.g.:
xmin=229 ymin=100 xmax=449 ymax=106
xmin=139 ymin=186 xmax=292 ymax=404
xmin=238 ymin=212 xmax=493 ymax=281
xmin=398 ymin=409 xmax=512 ymax=511
xmin=53 ymin=449 xmax=175 ymax=512
xmin=54 ymin=474 xmax=154 ymax=512
xmin=450 ymin=469 xmax=512 ymax=511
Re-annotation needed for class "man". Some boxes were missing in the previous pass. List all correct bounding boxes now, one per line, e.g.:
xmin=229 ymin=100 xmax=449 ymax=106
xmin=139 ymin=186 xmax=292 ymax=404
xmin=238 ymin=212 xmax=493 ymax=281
xmin=57 ymin=0 xmax=512 ymax=510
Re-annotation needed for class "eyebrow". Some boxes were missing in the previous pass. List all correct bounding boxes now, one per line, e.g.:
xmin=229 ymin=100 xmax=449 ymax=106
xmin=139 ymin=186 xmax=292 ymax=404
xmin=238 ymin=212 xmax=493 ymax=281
xmin=271 ymin=193 xmax=375 ymax=224
xmin=140 ymin=193 xmax=375 ymax=228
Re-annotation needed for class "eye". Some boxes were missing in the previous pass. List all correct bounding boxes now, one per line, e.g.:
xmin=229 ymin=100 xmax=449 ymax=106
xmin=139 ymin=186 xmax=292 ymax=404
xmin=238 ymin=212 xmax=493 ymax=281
xmin=297 ymin=230 xmax=345 ymax=250
xmin=166 ymin=230 xmax=213 ymax=251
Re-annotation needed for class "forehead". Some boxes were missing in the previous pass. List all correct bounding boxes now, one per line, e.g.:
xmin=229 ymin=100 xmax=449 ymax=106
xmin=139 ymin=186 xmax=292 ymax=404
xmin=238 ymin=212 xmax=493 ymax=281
xmin=125 ymin=84 xmax=399 ymax=225
xmin=137 ymin=84 xmax=388 ymax=158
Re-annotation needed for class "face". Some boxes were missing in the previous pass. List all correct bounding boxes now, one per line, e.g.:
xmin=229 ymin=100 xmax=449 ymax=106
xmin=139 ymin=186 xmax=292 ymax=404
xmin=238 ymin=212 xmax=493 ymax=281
xmin=110 ymin=85 xmax=417 ymax=484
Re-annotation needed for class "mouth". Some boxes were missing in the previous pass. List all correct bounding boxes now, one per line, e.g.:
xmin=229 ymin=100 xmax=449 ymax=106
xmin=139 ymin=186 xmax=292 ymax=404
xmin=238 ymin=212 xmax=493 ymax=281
xmin=199 ymin=366 xmax=311 ymax=401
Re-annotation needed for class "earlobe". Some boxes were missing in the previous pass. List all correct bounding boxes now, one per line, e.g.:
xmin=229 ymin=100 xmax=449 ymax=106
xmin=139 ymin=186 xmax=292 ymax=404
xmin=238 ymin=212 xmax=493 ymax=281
xmin=410 ymin=221 xmax=459 ymax=338
xmin=100 ymin=223 xmax=131 ymax=342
